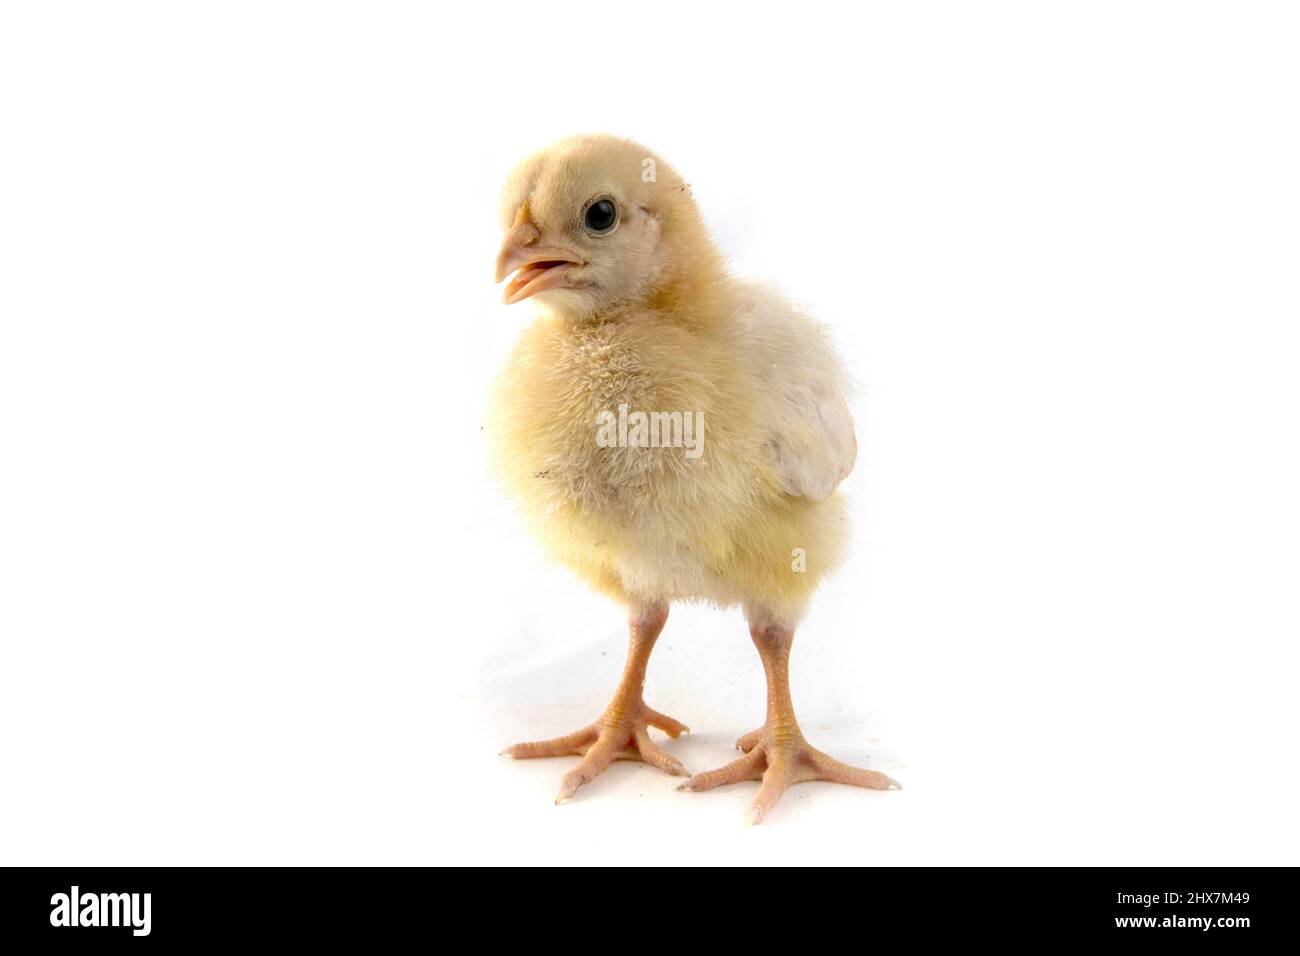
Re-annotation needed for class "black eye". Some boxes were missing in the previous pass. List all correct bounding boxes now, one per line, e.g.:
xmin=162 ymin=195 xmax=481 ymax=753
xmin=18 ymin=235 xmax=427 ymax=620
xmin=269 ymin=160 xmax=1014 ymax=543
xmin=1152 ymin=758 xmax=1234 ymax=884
xmin=584 ymin=198 xmax=618 ymax=233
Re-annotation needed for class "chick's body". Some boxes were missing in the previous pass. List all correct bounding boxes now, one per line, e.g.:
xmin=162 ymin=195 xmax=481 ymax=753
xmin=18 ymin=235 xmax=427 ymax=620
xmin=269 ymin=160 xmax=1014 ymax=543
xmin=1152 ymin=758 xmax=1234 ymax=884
xmin=490 ymin=136 xmax=897 ymax=821
xmin=488 ymin=277 xmax=851 ymax=618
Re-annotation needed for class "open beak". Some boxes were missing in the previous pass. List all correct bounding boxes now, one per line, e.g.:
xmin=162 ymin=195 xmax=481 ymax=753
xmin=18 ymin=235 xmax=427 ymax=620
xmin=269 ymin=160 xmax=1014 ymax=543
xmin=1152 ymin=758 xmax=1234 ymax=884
xmin=494 ymin=242 xmax=583 ymax=304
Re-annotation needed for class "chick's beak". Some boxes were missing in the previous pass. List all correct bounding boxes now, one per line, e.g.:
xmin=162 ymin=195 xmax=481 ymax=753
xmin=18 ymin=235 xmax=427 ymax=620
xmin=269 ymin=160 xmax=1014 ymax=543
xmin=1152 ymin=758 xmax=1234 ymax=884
xmin=494 ymin=210 xmax=583 ymax=304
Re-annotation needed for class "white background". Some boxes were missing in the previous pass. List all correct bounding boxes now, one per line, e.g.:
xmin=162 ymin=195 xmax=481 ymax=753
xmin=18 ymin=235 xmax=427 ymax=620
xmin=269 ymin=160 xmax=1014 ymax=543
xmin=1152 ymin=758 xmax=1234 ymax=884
xmin=2 ymin=2 xmax=1297 ymax=866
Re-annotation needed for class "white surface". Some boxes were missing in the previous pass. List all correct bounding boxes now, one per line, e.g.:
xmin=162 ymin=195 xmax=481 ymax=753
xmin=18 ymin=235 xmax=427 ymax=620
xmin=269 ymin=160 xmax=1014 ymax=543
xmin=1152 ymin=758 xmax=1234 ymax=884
xmin=2 ymin=2 xmax=1298 ymax=865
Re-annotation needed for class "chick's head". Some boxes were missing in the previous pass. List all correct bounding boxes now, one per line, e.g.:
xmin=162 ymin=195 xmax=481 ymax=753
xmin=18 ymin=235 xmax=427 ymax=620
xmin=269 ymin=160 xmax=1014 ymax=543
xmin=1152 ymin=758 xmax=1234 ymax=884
xmin=494 ymin=135 xmax=716 ymax=317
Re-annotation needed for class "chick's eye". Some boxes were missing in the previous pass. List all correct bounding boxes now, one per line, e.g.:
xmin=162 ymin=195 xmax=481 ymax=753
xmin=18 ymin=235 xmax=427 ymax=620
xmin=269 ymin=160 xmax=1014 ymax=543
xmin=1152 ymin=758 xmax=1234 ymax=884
xmin=584 ymin=198 xmax=618 ymax=233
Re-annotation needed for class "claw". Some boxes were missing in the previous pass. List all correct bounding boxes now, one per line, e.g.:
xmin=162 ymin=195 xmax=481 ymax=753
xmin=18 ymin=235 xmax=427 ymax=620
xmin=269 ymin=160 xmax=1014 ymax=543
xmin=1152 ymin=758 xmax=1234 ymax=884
xmin=555 ymin=772 xmax=588 ymax=804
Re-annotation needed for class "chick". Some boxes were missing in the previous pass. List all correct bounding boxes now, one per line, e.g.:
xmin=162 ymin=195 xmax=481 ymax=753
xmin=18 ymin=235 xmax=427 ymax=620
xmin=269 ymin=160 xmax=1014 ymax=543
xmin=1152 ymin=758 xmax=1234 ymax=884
xmin=488 ymin=135 xmax=899 ymax=823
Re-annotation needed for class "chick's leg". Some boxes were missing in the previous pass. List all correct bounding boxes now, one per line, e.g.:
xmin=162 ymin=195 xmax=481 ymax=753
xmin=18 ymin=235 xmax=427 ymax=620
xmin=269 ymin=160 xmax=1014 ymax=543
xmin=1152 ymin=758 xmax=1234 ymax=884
xmin=679 ymin=611 xmax=899 ymax=824
xmin=501 ymin=601 xmax=689 ymax=804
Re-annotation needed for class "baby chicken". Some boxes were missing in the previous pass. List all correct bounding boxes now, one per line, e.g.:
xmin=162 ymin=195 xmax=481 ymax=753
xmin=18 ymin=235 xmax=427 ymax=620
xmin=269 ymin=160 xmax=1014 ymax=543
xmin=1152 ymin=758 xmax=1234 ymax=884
xmin=488 ymin=134 xmax=898 ymax=824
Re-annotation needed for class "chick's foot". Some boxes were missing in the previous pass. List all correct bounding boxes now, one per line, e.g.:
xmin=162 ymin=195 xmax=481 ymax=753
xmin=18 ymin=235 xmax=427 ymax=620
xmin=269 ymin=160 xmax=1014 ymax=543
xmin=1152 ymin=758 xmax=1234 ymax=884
xmin=502 ymin=700 xmax=690 ymax=804
xmin=680 ymin=726 xmax=899 ymax=825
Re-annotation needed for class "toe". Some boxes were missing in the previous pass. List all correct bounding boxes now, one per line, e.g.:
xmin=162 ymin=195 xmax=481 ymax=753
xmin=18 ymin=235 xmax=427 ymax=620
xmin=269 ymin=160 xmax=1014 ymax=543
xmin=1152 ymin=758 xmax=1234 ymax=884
xmin=807 ymin=751 xmax=901 ymax=790
xmin=677 ymin=749 xmax=764 ymax=792
xmin=633 ymin=727 xmax=688 ymax=776
xmin=502 ymin=726 xmax=596 ymax=759
xmin=746 ymin=762 xmax=796 ymax=826
xmin=645 ymin=707 xmax=689 ymax=738
xmin=735 ymin=728 xmax=763 ymax=752
xmin=554 ymin=734 xmax=624 ymax=803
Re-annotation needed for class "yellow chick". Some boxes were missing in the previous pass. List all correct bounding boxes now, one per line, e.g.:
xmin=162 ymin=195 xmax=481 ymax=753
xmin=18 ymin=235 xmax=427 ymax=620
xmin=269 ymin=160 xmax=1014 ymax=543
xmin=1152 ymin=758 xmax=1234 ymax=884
xmin=488 ymin=134 xmax=899 ymax=824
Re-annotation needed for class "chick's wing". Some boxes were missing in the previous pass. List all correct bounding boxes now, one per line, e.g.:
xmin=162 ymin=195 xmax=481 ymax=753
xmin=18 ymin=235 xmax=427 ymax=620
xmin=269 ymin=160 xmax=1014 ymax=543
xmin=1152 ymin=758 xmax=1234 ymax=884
xmin=735 ymin=280 xmax=857 ymax=503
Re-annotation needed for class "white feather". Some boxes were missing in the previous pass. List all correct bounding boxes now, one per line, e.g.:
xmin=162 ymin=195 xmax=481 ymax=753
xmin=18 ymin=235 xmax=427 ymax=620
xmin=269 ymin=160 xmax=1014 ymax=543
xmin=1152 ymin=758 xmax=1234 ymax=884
xmin=731 ymin=280 xmax=857 ymax=502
